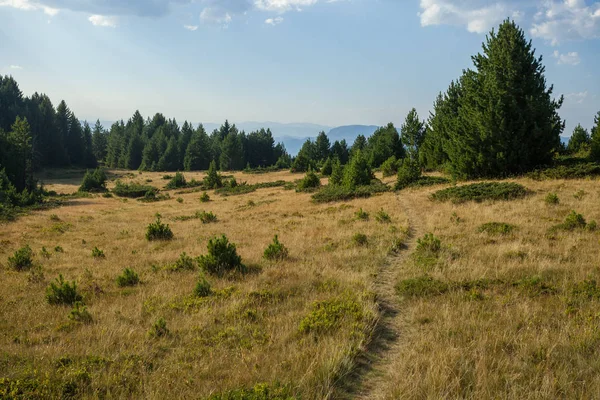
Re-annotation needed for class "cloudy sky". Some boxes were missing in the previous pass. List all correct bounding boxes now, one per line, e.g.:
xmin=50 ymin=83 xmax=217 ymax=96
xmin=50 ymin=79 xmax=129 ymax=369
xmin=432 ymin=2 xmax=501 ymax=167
xmin=1 ymin=0 xmax=599 ymax=135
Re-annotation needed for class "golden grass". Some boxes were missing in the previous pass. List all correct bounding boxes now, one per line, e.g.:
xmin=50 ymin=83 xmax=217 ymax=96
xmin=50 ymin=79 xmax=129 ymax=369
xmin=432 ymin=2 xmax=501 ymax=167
xmin=0 ymin=169 xmax=407 ymax=399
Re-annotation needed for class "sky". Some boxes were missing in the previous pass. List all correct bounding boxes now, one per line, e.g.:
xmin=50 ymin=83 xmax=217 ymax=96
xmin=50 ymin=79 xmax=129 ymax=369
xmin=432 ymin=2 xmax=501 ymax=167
xmin=0 ymin=0 xmax=599 ymax=136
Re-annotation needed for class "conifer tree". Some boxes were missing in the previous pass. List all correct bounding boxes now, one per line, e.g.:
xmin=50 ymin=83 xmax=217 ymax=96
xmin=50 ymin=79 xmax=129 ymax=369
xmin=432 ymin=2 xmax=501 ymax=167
xmin=184 ymin=125 xmax=212 ymax=171
xmin=567 ymin=124 xmax=590 ymax=154
xmin=401 ymin=108 xmax=425 ymax=160
xmin=590 ymin=111 xmax=600 ymax=161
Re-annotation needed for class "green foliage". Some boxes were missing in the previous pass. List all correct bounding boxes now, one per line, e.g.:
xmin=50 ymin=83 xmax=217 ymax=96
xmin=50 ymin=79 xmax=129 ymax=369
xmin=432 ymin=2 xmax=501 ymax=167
xmin=375 ymin=209 xmax=391 ymax=223
xmin=478 ymin=222 xmax=516 ymax=235
xmin=396 ymin=276 xmax=449 ymax=297
xmin=381 ymin=156 xmax=399 ymax=177
xmin=395 ymin=158 xmax=422 ymax=190
xmin=400 ymin=108 xmax=425 ymax=159
xmin=68 ymin=301 xmax=92 ymax=324
xmin=176 ymin=197 xmax=184 ymax=203
xmin=204 ymin=160 xmax=223 ymax=189
xmin=512 ymin=276 xmax=556 ymax=297
xmin=321 ymin=157 xmax=333 ymax=176
xmin=198 ymin=235 xmax=245 ymax=276
xmin=329 ymin=157 xmax=344 ymax=186
xmin=364 ymin=123 xmax=405 ymax=168
xmin=8 ymin=244 xmax=34 ymax=271
xmin=113 ymin=180 xmax=157 ymax=198
xmin=431 ymin=182 xmax=528 ymax=203
xmin=145 ymin=215 xmax=174 ymax=241
xmin=591 ymin=111 xmax=600 ymax=161
xmin=200 ymin=192 xmax=211 ymax=202
xmin=148 ymin=317 xmax=169 ymax=338
xmin=91 ymin=247 xmax=105 ymax=258
xmin=116 ymin=268 xmax=140 ymax=287
xmin=355 ymin=208 xmax=369 ymax=221
xmin=206 ymin=383 xmax=297 ymax=400
xmin=527 ymin=162 xmax=600 ymax=180
xmin=545 ymin=193 xmax=559 ymax=205
xmin=46 ymin=274 xmax=82 ymax=305
xmin=552 ymin=211 xmax=587 ymax=231
xmin=78 ymin=168 xmax=107 ymax=192
xmin=296 ymin=169 xmax=321 ymax=192
xmin=342 ymin=150 xmax=373 ymax=188
xmin=174 ymin=210 xmax=217 ymax=223
xmin=571 ymin=280 xmax=600 ymax=300
xmin=416 ymin=233 xmax=442 ymax=256
xmin=215 ymin=180 xmax=286 ymax=197
xmin=299 ymin=297 xmax=363 ymax=334
xmin=165 ymin=172 xmax=187 ymax=189
xmin=352 ymin=233 xmax=368 ymax=246
xmin=194 ymin=275 xmax=212 ymax=297
xmin=567 ymin=124 xmax=590 ymax=154
xmin=169 ymin=252 xmax=197 ymax=272
xmin=312 ymin=181 xmax=390 ymax=203
xmin=263 ymin=235 xmax=289 ymax=261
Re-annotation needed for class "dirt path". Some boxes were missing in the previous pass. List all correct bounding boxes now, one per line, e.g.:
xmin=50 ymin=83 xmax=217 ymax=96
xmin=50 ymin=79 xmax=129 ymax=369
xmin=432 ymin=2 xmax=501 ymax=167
xmin=334 ymin=193 xmax=424 ymax=399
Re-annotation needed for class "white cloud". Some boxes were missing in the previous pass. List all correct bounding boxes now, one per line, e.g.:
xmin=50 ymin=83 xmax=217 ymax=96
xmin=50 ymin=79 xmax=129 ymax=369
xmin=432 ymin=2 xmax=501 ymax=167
xmin=265 ymin=15 xmax=283 ymax=24
xmin=200 ymin=6 xmax=233 ymax=26
xmin=531 ymin=0 xmax=600 ymax=45
xmin=418 ymin=0 xmax=522 ymax=34
xmin=88 ymin=14 xmax=117 ymax=27
xmin=184 ymin=24 xmax=198 ymax=30
xmin=553 ymin=50 xmax=580 ymax=65
xmin=254 ymin=0 xmax=318 ymax=13
xmin=565 ymin=91 xmax=588 ymax=104
xmin=9 ymin=65 xmax=23 ymax=69
xmin=0 ymin=0 xmax=58 ymax=15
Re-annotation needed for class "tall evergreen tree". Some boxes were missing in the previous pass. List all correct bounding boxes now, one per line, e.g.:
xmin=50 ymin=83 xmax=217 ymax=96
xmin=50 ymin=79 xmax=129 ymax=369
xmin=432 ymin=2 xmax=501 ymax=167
xmin=567 ymin=124 xmax=590 ymax=154
xmin=0 ymin=117 xmax=33 ymax=192
xmin=401 ymin=108 xmax=425 ymax=160
xmin=55 ymin=100 xmax=71 ymax=165
xmin=92 ymin=120 xmax=108 ymax=163
xmin=365 ymin=123 xmax=404 ymax=168
xmin=590 ymin=111 xmax=600 ymax=161
xmin=331 ymin=140 xmax=349 ymax=165
xmin=184 ymin=125 xmax=212 ymax=171
xmin=0 ymin=76 xmax=24 ymax=133
xmin=66 ymin=107 xmax=84 ymax=166
xmin=314 ymin=131 xmax=331 ymax=162
xmin=81 ymin=122 xmax=97 ymax=168
xmin=157 ymin=136 xmax=180 ymax=171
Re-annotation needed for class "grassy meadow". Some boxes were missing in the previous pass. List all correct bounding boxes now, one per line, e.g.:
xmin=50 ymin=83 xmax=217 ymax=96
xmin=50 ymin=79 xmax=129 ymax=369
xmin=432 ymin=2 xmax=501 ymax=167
xmin=2 ymin=168 xmax=600 ymax=399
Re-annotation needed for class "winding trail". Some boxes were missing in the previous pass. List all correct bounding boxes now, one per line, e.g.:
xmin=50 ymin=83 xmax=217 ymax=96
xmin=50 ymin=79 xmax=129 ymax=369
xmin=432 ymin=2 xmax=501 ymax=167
xmin=334 ymin=193 xmax=424 ymax=399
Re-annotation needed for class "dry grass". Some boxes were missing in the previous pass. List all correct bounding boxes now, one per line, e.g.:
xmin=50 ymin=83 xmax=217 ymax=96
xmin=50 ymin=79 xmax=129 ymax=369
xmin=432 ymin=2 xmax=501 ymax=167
xmin=0 ymin=169 xmax=407 ymax=399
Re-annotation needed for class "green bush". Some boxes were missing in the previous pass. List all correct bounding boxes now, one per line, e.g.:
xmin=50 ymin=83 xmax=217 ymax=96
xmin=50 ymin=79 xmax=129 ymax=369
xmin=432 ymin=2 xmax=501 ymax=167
xmin=199 ymin=211 xmax=217 ymax=224
xmin=176 ymin=197 xmax=184 ymax=203
xmin=8 ymin=244 xmax=34 ymax=271
xmin=321 ymin=157 xmax=333 ymax=176
xmin=148 ymin=317 xmax=169 ymax=338
xmin=200 ymin=192 xmax=211 ymax=202
xmin=527 ymin=162 xmax=600 ymax=180
xmin=381 ymin=156 xmax=400 ymax=178
xmin=431 ymin=182 xmax=528 ymax=203
xmin=478 ymin=222 xmax=516 ymax=235
xmin=396 ymin=276 xmax=449 ymax=297
xmin=355 ymin=208 xmax=369 ymax=221
xmin=165 ymin=172 xmax=187 ymax=189
xmin=146 ymin=215 xmax=174 ymax=241
xmin=116 ymin=268 xmax=140 ymax=287
xmin=395 ymin=158 xmax=421 ymax=189
xmin=78 ymin=168 xmax=107 ymax=192
xmin=204 ymin=160 xmax=223 ymax=189
xmin=46 ymin=274 xmax=82 ymax=305
xmin=68 ymin=301 xmax=92 ymax=324
xmin=342 ymin=150 xmax=373 ymax=188
xmin=198 ymin=235 xmax=245 ymax=276
xmin=263 ymin=235 xmax=289 ymax=261
xmin=296 ymin=169 xmax=321 ymax=192
xmin=352 ymin=233 xmax=368 ymax=246
xmin=545 ymin=193 xmax=559 ymax=205
xmin=194 ymin=275 xmax=212 ymax=297
xmin=312 ymin=181 xmax=390 ymax=203
xmin=299 ymin=297 xmax=363 ymax=334
xmin=113 ymin=181 xmax=158 ymax=198
xmin=553 ymin=210 xmax=587 ymax=231
xmin=416 ymin=233 xmax=441 ymax=255
xmin=375 ymin=209 xmax=391 ymax=223
xmin=329 ymin=158 xmax=344 ymax=186
xmin=91 ymin=247 xmax=105 ymax=258
xmin=169 ymin=252 xmax=197 ymax=272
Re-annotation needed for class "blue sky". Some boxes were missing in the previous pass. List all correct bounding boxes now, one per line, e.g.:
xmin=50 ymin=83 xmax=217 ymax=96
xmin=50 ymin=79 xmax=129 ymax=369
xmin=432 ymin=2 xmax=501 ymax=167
xmin=0 ymin=0 xmax=599 ymax=136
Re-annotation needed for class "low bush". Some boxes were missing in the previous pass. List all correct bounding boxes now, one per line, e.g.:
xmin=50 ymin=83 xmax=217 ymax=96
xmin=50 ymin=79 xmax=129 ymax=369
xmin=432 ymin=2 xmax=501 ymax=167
xmin=215 ymin=180 xmax=286 ymax=197
xmin=527 ymin=162 xmax=600 ymax=180
xmin=396 ymin=276 xmax=449 ymax=297
xmin=68 ymin=301 xmax=92 ymax=324
xmin=146 ymin=215 xmax=174 ymax=241
xmin=78 ymin=168 xmax=107 ymax=192
xmin=545 ymin=193 xmax=559 ymax=205
xmin=198 ymin=235 xmax=245 ymax=276
xmin=552 ymin=210 xmax=588 ymax=231
xmin=169 ymin=252 xmax=197 ymax=272
xmin=116 ymin=268 xmax=140 ymax=287
xmin=174 ymin=210 xmax=217 ymax=223
xmin=8 ymin=244 xmax=34 ymax=271
xmin=478 ymin=222 xmax=516 ymax=235
xmin=416 ymin=233 xmax=441 ymax=256
xmin=430 ymin=182 xmax=528 ymax=203
xmin=176 ymin=197 xmax=184 ymax=203
xmin=113 ymin=181 xmax=158 ymax=198
xmin=395 ymin=158 xmax=421 ymax=189
xmin=194 ymin=275 xmax=212 ymax=297
xmin=312 ymin=181 xmax=390 ymax=203
xmin=299 ymin=297 xmax=363 ymax=334
xmin=148 ymin=317 xmax=169 ymax=338
xmin=200 ymin=192 xmax=210 ymax=202
xmin=263 ymin=235 xmax=289 ymax=261
xmin=375 ymin=209 xmax=391 ymax=223
xmin=352 ymin=233 xmax=368 ymax=246
xmin=91 ymin=247 xmax=105 ymax=258
xmin=355 ymin=208 xmax=369 ymax=221
xmin=46 ymin=274 xmax=82 ymax=305
xmin=296 ymin=170 xmax=321 ymax=192
xmin=165 ymin=172 xmax=187 ymax=189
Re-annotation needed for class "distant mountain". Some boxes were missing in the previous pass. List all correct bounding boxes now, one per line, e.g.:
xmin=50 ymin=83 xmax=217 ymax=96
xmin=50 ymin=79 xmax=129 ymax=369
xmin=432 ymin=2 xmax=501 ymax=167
xmin=327 ymin=125 xmax=379 ymax=142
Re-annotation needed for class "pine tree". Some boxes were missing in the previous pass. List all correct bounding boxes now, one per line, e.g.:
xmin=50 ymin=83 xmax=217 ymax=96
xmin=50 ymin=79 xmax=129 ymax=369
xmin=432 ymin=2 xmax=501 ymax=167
xmin=365 ymin=123 xmax=404 ymax=168
xmin=81 ymin=122 xmax=97 ymax=168
xmin=590 ymin=111 xmax=600 ymax=161
xmin=342 ymin=150 xmax=373 ymax=188
xmin=66 ymin=107 xmax=84 ymax=166
xmin=55 ymin=100 xmax=71 ymax=165
xmin=331 ymin=140 xmax=349 ymax=165
xmin=157 ymin=136 xmax=180 ymax=171
xmin=92 ymin=120 xmax=108 ymax=163
xmin=567 ymin=124 xmax=590 ymax=154
xmin=350 ymin=135 xmax=367 ymax=157
xmin=315 ymin=131 xmax=331 ymax=162
xmin=184 ymin=125 xmax=212 ymax=171
xmin=125 ymin=133 xmax=144 ymax=170
xmin=329 ymin=157 xmax=344 ymax=185
xmin=401 ymin=108 xmax=425 ymax=160
xmin=1 ymin=117 xmax=33 ymax=191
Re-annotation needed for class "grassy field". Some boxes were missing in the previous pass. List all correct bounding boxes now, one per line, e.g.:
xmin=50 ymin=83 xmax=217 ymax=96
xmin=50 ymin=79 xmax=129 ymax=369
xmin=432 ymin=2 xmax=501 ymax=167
xmin=2 ymin=169 xmax=600 ymax=399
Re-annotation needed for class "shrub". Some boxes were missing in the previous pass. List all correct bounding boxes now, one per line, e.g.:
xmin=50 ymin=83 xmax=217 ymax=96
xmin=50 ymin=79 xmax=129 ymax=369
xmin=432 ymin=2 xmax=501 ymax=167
xmin=299 ymin=297 xmax=363 ymax=334
xmin=46 ymin=275 xmax=82 ymax=305
xmin=342 ymin=150 xmax=373 ymax=188
xmin=165 ymin=172 xmax=187 ymax=189
xmin=68 ymin=301 xmax=92 ymax=324
xmin=199 ymin=211 xmax=217 ymax=224
xmin=587 ymin=220 xmax=598 ymax=231
xmin=430 ymin=182 xmax=528 ymax=203
xmin=176 ymin=197 xmax=184 ymax=203
xmin=263 ymin=235 xmax=289 ymax=261
xmin=395 ymin=158 xmax=421 ymax=190
xmin=297 ymin=169 xmax=321 ymax=192
xmin=54 ymin=246 xmax=64 ymax=253
xmin=200 ymin=192 xmax=210 ymax=202
xmin=204 ymin=160 xmax=223 ymax=189
xmin=329 ymin=158 xmax=344 ymax=186
xmin=527 ymin=162 xmax=600 ymax=180
xmin=573 ymin=189 xmax=587 ymax=200
xmin=78 ymin=168 xmax=107 ymax=192
xmin=381 ymin=156 xmax=400 ymax=178
xmin=194 ymin=275 xmax=212 ymax=297
xmin=478 ymin=222 xmax=516 ymax=235
xmin=416 ymin=233 xmax=441 ymax=255
xmin=113 ymin=181 xmax=157 ymax=198
xmin=553 ymin=210 xmax=587 ymax=231
xmin=375 ymin=209 xmax=391 ymax=223
xmin=148 ymin=317 xmax=169 ymax=338
xmin=116 ymin=268 xmax=140 ymax=287
xmin=352 ymin=233 xmax=368 ymax=246
xmin=355 ymin=208 xmax=369 ymax=221
xmin=198 ymin=235 xmax=245 ymax=276
xmin=396 ymin=276 xmax=449 ymax=297
xmin=169 ymin=252 xmax=197 ymax=272
xmin=146 ymin=215 xmax=174 ymax=241
xmin=312 ymin=181 xmax=390 ymax=203
xmin=91 ymin=247 xmax=105 ymax=258
xmin=8 ymin=244 xmax=34 ymax=271
xmin=227 ymin=177 xmax=238 ymax=188
xmin=545 ymin=193 xmax=559 ymax=205
xmin=321 ymin=157 xmax=333 ymax=176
